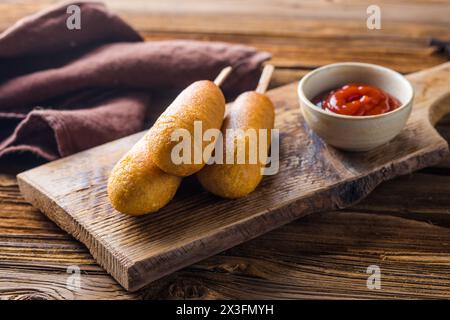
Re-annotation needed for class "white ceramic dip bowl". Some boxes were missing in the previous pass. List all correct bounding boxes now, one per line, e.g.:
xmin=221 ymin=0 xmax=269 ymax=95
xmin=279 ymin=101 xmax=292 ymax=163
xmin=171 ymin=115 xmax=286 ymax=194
xmin=298 ymin=62 xmax=414 ymax=152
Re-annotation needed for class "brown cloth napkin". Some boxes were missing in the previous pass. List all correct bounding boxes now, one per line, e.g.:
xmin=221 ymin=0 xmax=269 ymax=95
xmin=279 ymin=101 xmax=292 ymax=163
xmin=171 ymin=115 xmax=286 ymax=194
xmin=0 ymin=2 xmax=270 ymax=162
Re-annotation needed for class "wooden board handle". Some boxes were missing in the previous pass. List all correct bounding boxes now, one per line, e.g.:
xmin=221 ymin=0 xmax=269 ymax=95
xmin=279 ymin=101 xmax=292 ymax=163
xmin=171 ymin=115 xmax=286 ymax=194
xmin=428 ymin=92 xmax=450 ymax=126
xmin=407 ymin=62 xmax=450 ymax=126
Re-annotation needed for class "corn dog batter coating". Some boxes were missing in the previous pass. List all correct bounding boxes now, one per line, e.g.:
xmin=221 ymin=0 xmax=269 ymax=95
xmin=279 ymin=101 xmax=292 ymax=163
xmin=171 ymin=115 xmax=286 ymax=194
xmin=108 ymin=135 xmax=182 ymax=215
xmin=148 ymin=80 xmax=226 ymax=177
xmin=197 ymin=91 xmax=275 ymax=198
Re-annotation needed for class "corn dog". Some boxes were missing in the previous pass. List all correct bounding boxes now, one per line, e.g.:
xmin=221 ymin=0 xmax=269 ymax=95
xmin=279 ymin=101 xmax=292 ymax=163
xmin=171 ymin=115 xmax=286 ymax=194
xmin=108 ymin=136 xmax=182 ymax=215
xmin=149 ymin=68 xmax=231 ymax=177
xmin=108 ymin=67 xmax=232 ymax=215
xmin=197 ymin=65 xmax=275 ymax=198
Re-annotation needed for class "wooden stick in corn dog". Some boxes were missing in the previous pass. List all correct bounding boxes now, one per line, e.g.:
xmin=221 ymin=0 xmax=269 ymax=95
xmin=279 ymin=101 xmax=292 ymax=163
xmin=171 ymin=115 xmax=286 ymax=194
xmin=197 ymin=64 xmax=276 ymax=198
xmin=108 ymin=67 xmax=232 ymax=215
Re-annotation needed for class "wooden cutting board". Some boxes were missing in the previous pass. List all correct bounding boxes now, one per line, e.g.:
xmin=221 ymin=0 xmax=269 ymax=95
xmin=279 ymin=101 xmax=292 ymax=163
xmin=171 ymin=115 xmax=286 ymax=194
xmin=17 ymin=62 xmax=450 ymax=292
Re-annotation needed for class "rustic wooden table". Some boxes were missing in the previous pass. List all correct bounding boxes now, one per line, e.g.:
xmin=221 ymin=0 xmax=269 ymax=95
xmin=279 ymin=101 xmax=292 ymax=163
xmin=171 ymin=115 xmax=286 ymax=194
xmin=1 ymin=0 xmax=450 ymax=299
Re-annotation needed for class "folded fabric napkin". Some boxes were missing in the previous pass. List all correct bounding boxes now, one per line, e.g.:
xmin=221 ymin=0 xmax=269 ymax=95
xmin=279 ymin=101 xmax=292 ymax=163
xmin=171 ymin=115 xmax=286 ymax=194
xmin=0 ymin=1 xmax=270 ymax=162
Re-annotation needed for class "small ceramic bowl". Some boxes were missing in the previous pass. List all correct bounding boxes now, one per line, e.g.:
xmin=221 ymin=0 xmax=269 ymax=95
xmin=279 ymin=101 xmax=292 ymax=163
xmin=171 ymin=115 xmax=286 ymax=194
xmin=298 ymin=62 xmax=414 ymax=151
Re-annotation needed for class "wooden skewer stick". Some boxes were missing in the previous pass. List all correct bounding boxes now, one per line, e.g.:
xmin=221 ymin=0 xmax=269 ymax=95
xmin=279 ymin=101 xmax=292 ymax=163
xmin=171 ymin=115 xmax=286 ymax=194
xmin=255 ymin=64 xmax=275 ymax=94
xmin=214 ymin=66 xmax=233 ymax=87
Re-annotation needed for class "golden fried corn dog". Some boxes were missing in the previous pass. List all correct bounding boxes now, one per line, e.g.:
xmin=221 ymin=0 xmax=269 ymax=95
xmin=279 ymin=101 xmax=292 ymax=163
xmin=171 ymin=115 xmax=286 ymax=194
xmin=108 ymin=136 xmax=182 ymax=215
xmin=108 ymin=67 xmax=232 ymax=214
xmin=197 ymin=85 xmax=275 ymax=198
xmin=148 ymin=79 xmax=227 ymax=177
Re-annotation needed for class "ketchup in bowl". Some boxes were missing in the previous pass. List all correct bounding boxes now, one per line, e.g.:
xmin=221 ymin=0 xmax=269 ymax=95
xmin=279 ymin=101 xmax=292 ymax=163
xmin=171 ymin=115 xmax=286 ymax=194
xmin=313 ymin=84 xmax=401 ymax=116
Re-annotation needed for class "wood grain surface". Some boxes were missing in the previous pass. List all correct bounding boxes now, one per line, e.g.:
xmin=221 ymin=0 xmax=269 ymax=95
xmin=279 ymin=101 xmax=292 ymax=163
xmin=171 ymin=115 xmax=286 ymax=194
xmin=1 ymin=0 xmax=450 ymax=299
xmin=16 ymin=62 xmax=450 ymax=291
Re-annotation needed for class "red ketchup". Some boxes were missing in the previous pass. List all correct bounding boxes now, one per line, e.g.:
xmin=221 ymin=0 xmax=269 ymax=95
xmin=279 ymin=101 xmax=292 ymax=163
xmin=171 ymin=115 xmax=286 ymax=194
xmin=314 ymin=84 xmax=401 ymax=116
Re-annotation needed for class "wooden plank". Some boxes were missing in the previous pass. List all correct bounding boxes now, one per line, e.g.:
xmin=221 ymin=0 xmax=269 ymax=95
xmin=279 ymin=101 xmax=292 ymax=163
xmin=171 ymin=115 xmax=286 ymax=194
xmin=1 ymin=0 xmax=449 ymax=80
xmin=4 ymin=171 xmax=450 ymax=299
xmin=145 ymin=210 xmax=450 ymax=299
xmin=4 ymin=206 xmax=450 ymax=299
xmin=140 ymin=31 xmax=447 ymax=76
xmin=16 ymin=62 xmax=450 ymax=291
xmin=4 ymin=0 xmax=450 ymax=25
xmin=0 ymin=268 xmax=138 ymax=300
